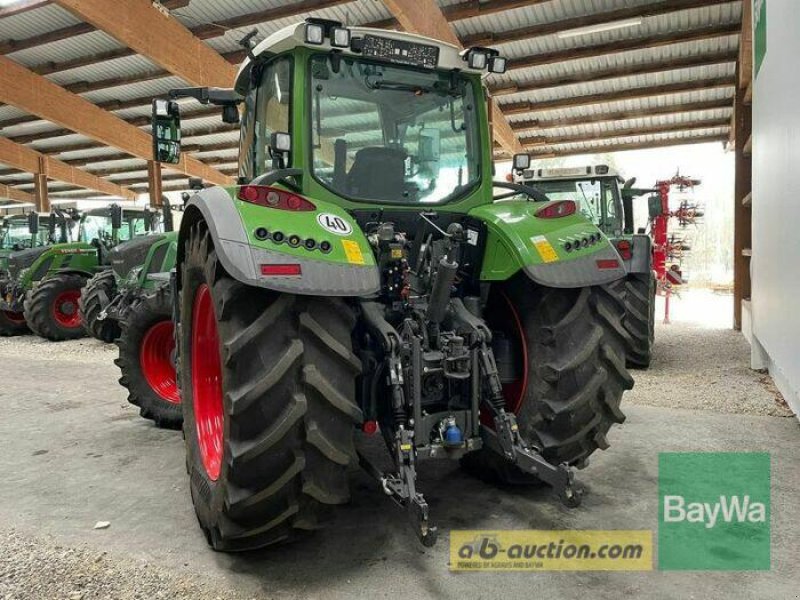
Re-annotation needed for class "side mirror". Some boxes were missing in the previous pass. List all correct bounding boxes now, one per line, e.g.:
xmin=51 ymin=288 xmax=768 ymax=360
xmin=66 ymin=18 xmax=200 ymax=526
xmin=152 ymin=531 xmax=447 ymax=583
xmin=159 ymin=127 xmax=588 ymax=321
xmin=269 ymin=132 xmax=291 ymax=169
xmin=222 ymin=104 xmax=240 ymax=125
xmin=144 ymin=206 xmax=152 ymax=232
xmin=27 ymin=211 xmax=39 ymax=235
xmin=181 ymin=192 xmax=191 ymax=205
xmin=110 ymin=204 xmax=123 ymax=230
xmin=151 ymin=99 xmax=182 ymax=165
xmin=512 ymin=153 xmax=530 ymax=172
xmin=623 ymin=177 xmax=636 ymax=189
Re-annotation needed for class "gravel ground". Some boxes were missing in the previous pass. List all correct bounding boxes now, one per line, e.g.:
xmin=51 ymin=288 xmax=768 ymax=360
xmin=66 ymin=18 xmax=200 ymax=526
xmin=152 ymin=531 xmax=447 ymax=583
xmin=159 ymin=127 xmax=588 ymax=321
xmin=0 ymin=528 xmax=253 ymax=600
xmin=0 ymin=334 xmax=115 ymax=363
xmin=625 ymin=289 xmax=794 ymax=417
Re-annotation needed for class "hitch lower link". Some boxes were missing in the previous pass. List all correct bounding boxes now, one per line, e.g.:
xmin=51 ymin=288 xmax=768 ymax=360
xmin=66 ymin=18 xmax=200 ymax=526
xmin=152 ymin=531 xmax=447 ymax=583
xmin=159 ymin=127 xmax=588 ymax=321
xmin=460 ymin=303 xmax=583 ymax=509
xmin=358 ymin=302 xmax=438 ymax=547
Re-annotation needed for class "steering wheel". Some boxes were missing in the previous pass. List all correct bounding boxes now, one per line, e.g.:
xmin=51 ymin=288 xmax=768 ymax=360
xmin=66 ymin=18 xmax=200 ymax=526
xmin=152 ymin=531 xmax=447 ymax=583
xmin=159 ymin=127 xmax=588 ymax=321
xmin=492 ymin=181 xmax=550 ymax=203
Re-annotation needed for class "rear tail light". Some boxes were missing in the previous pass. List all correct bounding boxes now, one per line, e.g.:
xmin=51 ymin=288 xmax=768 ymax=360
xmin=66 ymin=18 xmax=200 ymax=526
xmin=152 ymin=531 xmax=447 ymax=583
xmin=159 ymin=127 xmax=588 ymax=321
xmin=260 ymin=263 xmax=302 ymax=276
xmin=596 ymin=259 xmax=621 ymax=270
xmin=535 ymin=200 xmax=576 ymax=219
xmin=616 ymin=239 xmax=632 ymax=260
xmin=238 ymin=186 xmax=316 ymax=211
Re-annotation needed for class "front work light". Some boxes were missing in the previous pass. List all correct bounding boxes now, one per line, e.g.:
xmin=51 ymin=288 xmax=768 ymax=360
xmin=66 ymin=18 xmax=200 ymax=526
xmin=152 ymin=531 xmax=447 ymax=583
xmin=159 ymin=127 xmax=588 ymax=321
xmin=305 ymin=23 xmax=324 ymax=45
xmin=488 ymin=55 xmax=507 ymax=74
xmin=468 ymin=50 xmax=487 ymax=70
xmin=331 ymin=26 xmax=351 ymax=48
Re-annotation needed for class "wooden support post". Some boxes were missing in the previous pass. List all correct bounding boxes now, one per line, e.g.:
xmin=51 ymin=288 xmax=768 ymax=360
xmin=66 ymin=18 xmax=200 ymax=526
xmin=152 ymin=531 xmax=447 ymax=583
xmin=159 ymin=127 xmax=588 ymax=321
xmin=33 ymin=156 xmax=50 ymax=213
xmin=147 ymin=160 xmax=163 ymax=208
xmin=733 ymin=65 xmax=752 ymax=331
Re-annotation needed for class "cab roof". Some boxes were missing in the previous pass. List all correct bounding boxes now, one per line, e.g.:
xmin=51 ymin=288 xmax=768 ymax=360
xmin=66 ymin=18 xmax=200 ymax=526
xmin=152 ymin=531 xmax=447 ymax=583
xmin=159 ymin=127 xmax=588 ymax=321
xmin=235 ymin=22 xmax=485 ymax=93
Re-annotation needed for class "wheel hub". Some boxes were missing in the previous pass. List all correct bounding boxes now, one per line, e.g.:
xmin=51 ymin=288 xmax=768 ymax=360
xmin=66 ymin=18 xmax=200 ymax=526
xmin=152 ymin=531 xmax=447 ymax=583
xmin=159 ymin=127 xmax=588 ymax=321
xmin=52 ymin=290 xmax=82 ymax=328
xmin=140 ymin=320 xmax=179 ymax=404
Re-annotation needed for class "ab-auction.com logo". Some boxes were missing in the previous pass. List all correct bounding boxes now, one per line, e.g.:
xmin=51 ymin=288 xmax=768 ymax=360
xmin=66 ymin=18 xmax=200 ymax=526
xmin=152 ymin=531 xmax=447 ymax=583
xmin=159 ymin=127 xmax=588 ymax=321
xmin=450 ymin=530 xmax=652 ymax=571
xmin=658 ymin=452 xmax=771 ymax=570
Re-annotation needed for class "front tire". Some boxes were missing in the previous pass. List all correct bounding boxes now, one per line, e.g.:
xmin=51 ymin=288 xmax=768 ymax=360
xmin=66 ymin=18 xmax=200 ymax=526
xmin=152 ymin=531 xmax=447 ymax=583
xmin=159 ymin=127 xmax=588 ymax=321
xmin=0 ymin=308 xmax=28 ymax=336
xmin=115 ymin=288 xmax=180 ymax=429
xmin=463 ymin=277 xmax=634 ymax=483
xmin=24 ymin=273 xmax=88 ymax=341
xmin=79 ymin=269 xmax=120 ymax=343
xmin=180 ymin=225 xmax=362 ymax=551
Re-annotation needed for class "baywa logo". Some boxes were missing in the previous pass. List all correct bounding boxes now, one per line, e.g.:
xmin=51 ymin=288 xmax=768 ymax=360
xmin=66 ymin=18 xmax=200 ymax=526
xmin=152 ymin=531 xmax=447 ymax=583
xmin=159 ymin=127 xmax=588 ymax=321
xmin=658 ymin=452 xmax=771 ymax=571
xmin=663 ymin=494 xmax=767 ymax=529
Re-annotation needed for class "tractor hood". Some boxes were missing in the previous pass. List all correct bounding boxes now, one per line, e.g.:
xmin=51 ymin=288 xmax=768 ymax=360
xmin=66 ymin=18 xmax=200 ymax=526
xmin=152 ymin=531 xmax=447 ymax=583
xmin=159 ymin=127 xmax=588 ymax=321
xmin=110 ymin=234 xmax=167 ymax=279
xmin=7 ymin=246 xmax=48 ymax=280
xmin=470 ymin=200 xmax=626 ymax=288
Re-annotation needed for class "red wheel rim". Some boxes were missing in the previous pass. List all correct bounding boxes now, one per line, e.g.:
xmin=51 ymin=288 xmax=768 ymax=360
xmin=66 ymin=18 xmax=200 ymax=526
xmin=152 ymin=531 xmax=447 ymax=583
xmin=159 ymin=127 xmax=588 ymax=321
xmin=191 ymin=284 xmax=224 ymax=481
xmin=497 ymin=290 xmax=528 ymax=415
xmin=52 ymin=290 xmax=82 ymax=328
xmin=139 ymin=320 xmax=179 ymax=404
xmin=481 ymin=289 xmax=529 ymax=427
xmin=3 ymin=310 xmax=25 ymax=324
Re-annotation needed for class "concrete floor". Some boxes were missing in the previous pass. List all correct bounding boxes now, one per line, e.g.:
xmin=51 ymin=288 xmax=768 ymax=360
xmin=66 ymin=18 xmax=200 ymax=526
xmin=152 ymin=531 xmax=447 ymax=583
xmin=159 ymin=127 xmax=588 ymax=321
xmin=0 ymin=291 xmax=797 ymax=599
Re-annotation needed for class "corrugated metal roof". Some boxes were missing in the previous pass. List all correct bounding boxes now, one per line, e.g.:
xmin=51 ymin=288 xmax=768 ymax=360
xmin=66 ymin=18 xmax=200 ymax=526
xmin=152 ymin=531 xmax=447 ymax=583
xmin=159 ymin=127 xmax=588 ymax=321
xmin=0 ymin=0 xmax=745 ymax=205
xmin=0 ymin=3 xmax=80 ymax=41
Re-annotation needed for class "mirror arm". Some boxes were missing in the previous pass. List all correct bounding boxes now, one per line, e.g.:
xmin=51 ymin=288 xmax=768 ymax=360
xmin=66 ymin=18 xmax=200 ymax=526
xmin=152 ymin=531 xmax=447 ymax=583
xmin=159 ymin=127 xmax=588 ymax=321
xmin=168 ymin=87 xmax=243 ymax=107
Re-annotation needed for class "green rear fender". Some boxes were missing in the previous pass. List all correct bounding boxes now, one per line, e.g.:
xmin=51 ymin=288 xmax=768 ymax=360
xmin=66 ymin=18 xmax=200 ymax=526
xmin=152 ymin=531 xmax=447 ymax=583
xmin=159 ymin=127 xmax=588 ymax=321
xmin=179 ymin=186 xmax=380 ymax=296
xmin=470 ymin=200 xmax=626 ymax=288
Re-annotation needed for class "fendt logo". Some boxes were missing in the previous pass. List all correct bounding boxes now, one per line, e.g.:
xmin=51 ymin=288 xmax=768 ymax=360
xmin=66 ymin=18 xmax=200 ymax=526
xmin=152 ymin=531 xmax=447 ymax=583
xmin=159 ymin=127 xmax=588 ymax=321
xmin=658 ymin=453 xmax=770 ymax=571
xmin=663 ymin=495 xmax=767 ymax=529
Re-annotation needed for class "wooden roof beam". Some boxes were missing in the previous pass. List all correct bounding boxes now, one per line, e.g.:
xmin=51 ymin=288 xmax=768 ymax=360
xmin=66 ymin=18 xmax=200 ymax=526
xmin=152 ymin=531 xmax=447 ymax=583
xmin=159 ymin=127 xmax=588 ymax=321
xmin=53 ymin=0 xmax=236 ymax=88
xmin=531 ymin=134 xmax=729 ymax=158
xmin=491 ymin=51 xmax=737 ymax=96
xmin=0 ymin=55 xmax=231 ymax=185
xmin=510 ymin=99 xmax=733 ymax=132
xmin=508 ymin=23 xmax=741 ymax=71
xmin=0 ymin=135 xmax=136 ymax=199
xmin=381 ymin=0 xmax=522 ymax=155
xmin=0 ymin=183 xmax=34 ymax=203
xmin=501 ymin=77 xmax=735 ymax=115
xmin=463 ymin=0 xmax=738 ymax=47
xmin=518 ymin=119 xmax=730 ymax=147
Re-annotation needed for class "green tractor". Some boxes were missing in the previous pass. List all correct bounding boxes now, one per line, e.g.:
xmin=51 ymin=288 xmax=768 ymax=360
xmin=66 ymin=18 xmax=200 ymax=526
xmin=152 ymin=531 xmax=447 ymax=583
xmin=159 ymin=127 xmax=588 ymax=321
xmin=79 ymin=200 xmax=175 ymax=343
xmin=512 ymin=162 xmax=656 ymax=368
xmin=0 ymin=212 xmax=53 ymax=335
xmin=0 ymin=205 xmax=150 ymax=341
xmin=149 ymin=19 xmax=634 ymax=551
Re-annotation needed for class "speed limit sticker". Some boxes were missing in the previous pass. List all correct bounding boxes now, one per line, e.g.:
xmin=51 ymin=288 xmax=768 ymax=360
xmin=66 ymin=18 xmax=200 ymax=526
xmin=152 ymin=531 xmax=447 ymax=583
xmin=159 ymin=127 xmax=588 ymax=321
xmin=317 ymin=213 xmax=353 ymax=236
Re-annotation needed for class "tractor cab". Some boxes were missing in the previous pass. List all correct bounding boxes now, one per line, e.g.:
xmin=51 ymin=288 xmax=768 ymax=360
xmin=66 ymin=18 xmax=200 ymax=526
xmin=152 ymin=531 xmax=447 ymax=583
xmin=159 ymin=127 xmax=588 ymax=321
xmin=512 ymin=164 xmax=625 ymax=237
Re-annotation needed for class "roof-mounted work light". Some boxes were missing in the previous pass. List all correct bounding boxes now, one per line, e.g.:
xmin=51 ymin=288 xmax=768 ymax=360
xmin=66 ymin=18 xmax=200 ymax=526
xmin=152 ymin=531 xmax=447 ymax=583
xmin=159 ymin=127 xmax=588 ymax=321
xmin=461 ymin=46 xmax=506 ymax=73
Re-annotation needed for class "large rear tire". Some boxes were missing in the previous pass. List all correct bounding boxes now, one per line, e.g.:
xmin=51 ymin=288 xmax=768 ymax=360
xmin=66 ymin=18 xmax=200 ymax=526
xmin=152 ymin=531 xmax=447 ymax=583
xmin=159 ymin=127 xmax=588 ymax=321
xmin=463 ymin=277 xmax=633 ymax=483
xmin=115 ymin=287 xmax=181 ymax=429
xmin=622 ymin=273 xmax=656 ymax=369
xmin=79 ymin=269 xmax=121 ymax=343
xmin=180 ymin=225 xmax=362 ymax=551
xmin=0 ymin=308 xmax=28 ymax=336
xmin=24 ymin=273 xmax=88 ymax=341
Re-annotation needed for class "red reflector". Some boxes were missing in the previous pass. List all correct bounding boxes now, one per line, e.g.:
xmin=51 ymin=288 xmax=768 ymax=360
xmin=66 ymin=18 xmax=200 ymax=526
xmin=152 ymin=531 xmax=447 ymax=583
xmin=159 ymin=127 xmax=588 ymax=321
xmin=535 ymin=200 xmax=577 ymax=219
xmin=362 ymin=420 xmax=379 ymax=436
xmin=596 ymin=259 xmax=621 ymax=270
xmin=238 ymin=186 xmax=316 ymax=211
xmin=260 ymin=263 xmax=302 ymax=276
xmin=616 ymin=240 xmax=632 ymax=260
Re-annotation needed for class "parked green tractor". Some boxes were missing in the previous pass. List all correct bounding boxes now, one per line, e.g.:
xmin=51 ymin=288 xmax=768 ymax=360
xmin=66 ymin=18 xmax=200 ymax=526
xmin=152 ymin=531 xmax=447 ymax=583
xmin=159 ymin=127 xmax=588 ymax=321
xmin=0 ymin=205 xmax=150 ymax=341
xmin=149 ymin=19 xmax=633 ymax=551
xmin=79 ymin=200 xmax=174 ymax=342
xmin=0 ymin=212 xmax=53 ymax=335
xmin=513 ymin=162 xmax=656 ymax=368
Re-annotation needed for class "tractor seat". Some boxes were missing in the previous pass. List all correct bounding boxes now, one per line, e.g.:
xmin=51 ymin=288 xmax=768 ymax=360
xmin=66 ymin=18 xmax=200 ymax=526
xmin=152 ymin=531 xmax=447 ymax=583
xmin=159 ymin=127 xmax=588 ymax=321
xmin=347 ymin=146 xmax=406 ymax=201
